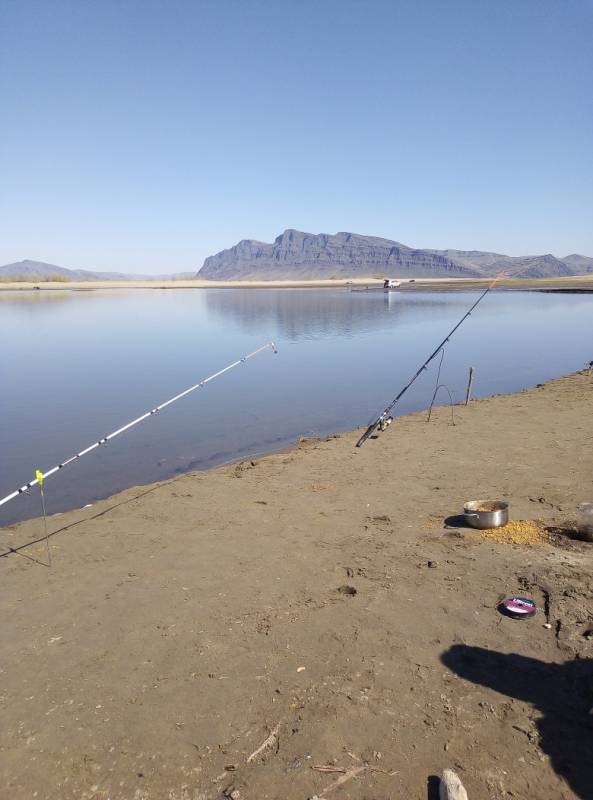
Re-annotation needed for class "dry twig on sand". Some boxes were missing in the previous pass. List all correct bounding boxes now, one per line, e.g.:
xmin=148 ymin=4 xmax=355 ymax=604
xmin=246 ymin=724 xmax=280 ymax=763
xmin=316 ymin=765 xmax=366 ymax=797
xmin=311 ymin=765 xmax=346 ymax=774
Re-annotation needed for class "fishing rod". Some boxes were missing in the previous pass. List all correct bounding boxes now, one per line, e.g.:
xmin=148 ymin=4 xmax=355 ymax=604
xmin=356 ymin=275 xmax=503 ymax=447
xmin=0 ymin=341 xmax=278 ymax=509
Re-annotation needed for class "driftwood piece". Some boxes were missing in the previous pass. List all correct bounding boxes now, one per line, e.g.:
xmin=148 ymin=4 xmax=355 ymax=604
xmin=246 ymin=724 xmax=280 ymax=763
xmin=440 ymin=768 xmax=468 ymax=800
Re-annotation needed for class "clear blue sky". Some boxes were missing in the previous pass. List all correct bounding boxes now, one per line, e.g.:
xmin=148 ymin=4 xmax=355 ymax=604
xmin=1 ymin=0 xmax=592 ymax=273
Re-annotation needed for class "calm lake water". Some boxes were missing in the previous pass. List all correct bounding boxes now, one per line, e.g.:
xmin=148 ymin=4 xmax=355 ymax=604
xmin=1 ymin=287 xmax=592 ymax=525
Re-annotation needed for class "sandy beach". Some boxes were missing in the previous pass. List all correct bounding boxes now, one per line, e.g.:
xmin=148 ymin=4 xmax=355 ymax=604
xmin=2 ymin=371 xmax=593 ymax=799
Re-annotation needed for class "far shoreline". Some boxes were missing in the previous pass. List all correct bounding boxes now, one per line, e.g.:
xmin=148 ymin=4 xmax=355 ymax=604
xmin=1 ymin=274 xmax=593 ymax=292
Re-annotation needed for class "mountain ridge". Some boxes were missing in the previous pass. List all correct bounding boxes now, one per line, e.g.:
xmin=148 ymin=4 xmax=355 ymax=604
xmin=1 ymin=238 xmax=592 ymax=283
xmin=199 ymin=230 xmax=593 ymax=280
xmin=0 ymin=260 xmax=193 ymax=281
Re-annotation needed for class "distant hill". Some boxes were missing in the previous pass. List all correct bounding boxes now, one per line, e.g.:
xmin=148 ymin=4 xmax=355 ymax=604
xmin=422 ymin=249 xmax=578 ymax=279
xmin=0 ymin=260 xmax=194 ymax=281
xmin=561 ymin=254 xmax=593 ymax=273
xmin=199 ymin=230 xmax=593 ymax=280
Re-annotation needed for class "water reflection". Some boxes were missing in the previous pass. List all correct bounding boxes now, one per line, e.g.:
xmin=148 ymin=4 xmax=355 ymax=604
xmin=0 ymin=289 xmax=144 ymax=314
xmin=204 ymin=288 xmax=469 ymax=340
xmin=0 ymin=290 xmax=75 ymax=307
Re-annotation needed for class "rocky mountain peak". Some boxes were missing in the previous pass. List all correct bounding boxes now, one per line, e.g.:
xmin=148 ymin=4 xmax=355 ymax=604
xmin=198 ymin=230 xmax=592 ymax=281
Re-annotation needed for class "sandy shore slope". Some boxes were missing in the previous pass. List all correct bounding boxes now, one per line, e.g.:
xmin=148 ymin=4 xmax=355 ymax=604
xmin=2 ymin=372 xmax=593 ymax=799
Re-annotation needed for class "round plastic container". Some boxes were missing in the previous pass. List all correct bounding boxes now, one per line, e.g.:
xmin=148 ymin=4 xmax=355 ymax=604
xmin=576 ymin=503 xmax=593 ymax=542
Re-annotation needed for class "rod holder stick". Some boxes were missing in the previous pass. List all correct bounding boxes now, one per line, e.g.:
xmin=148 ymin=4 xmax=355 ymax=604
xmin=465 ymin=367 xmax=475 ymax=405
xmin=39 ymin=485 xmax=51 ymax=567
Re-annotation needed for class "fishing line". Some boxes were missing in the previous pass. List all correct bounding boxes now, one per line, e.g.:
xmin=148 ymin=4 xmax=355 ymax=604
xmin=356 ymin=274 xmax=504 ymax=447
xmin=0 ymin=341 xmax=278 ymax=509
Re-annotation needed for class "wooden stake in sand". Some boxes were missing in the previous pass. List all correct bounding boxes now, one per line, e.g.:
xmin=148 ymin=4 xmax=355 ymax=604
xmin=465 ymin=367 xmax=475 ymax=405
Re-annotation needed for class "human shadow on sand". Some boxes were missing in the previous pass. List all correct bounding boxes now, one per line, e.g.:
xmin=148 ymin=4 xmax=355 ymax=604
xmin=441 ymin=645 xmax=593 ymax=799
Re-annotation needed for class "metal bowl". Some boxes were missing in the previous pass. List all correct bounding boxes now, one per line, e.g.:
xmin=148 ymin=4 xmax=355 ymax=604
xmin=464 ymin=500 xmax=509 ymax=529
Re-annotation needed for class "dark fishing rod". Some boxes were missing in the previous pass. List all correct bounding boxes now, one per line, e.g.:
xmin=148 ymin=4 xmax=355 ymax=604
xmin=356 ymin=275 xmax=503 ymax=447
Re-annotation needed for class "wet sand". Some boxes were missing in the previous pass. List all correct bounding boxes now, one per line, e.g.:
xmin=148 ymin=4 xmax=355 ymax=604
xmin=2 ymin=371 xmax=593 ymax=799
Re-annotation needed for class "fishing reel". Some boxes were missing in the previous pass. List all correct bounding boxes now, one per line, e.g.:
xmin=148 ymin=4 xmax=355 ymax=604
xmin=356 ymin=413 xmax=393 ymax=447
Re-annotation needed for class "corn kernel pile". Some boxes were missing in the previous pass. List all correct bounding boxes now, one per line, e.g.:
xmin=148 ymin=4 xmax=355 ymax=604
xmin=479 ymin=519 xmax=548 ymax=546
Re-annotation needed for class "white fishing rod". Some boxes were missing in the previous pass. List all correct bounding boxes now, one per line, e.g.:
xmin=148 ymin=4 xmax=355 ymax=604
xmin=0 ymin=341 xmax=278 ymax=509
